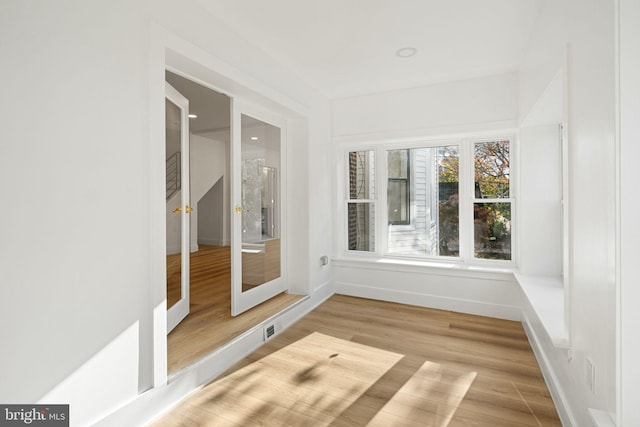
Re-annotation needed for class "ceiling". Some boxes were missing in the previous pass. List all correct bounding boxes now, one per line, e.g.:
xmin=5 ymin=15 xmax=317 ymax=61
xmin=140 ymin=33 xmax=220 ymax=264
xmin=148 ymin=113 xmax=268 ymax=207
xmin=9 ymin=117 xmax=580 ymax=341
xmin=166 ymin=71 xmax=231 ymax=135
xmin=166 ymin=71 xmax=278 ymax=150
xmin=196 ymin=0 xmax=544 ymax=99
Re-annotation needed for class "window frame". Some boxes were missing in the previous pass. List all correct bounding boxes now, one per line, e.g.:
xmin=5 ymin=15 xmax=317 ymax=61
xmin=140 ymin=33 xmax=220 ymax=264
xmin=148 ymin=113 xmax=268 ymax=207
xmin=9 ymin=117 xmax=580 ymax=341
xmin=344 ymin=149 xmax=377 ymax=254
xmin=339 ymin=134 xmax=516 ymax=267
xmin=469 ymin=138 xmax=515 ymax=264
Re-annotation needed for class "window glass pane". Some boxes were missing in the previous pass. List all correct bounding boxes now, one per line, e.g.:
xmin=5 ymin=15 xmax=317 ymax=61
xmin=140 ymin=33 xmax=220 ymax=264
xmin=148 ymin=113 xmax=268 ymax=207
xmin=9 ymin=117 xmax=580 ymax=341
xmin=388 ymin=149 xmax=409 ymax=179
xmin=388 ymin=180 xmax=408 ymax=224
xmin=474 ymin=202 xmax=511 ymax=260
xmin=348 ymin=202 xmax=375 ymax=251
xmin=438 ymin=146 xmax=459 ymax=256
xmin=474 ymin=141 xmax=510 ymax=198
xmin=388 ymin=149 xmax=410 ymax=225
xmin=387 ymin=145 xmax=459 ymax=257
xmin=349 ymin=151 xmax=375 ymax=199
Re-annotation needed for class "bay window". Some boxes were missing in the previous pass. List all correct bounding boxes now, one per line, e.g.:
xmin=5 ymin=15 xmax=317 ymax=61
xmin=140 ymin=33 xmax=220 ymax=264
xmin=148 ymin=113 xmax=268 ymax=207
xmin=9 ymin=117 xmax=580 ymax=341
xmin=344 ymin=136 xmax=514 ymax=265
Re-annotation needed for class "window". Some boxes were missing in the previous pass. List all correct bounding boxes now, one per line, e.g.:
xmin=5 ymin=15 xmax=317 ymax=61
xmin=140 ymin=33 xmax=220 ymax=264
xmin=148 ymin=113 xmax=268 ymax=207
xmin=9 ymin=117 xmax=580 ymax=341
xmin=473 ymin=140 xmax=512 ymax=260
xmin=347 ymin=150 xmax=375 ymax=252
xmin=343 ymin=136 xmax=513 ymax=265
xmin=387 ymin=145 xmax=459 ymax=257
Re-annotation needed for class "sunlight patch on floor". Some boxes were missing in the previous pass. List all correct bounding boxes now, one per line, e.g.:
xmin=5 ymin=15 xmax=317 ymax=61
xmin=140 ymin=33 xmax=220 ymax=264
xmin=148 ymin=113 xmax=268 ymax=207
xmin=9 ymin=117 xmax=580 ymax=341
xmin=181 ymin=332 xmax=404 ymax=426
xmin=367 ymin=360 xmax=477 ymax=426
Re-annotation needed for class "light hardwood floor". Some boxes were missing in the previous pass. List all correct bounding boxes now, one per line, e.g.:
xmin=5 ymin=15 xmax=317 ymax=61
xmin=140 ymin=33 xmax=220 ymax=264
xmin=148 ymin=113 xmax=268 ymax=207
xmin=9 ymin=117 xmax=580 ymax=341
xmin=154 ymin=295 xmax=562 ymax=426
xmin=167 ymin=245 xmax=304 ymax=374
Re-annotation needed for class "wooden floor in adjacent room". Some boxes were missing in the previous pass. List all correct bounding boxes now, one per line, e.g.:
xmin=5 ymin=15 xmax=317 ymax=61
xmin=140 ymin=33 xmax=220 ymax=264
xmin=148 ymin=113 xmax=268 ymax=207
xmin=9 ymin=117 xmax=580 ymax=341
xmin=167 ymin=245 xmax=304 ymax=374
xmin=154 ymin=294 xmax=562 ymax=426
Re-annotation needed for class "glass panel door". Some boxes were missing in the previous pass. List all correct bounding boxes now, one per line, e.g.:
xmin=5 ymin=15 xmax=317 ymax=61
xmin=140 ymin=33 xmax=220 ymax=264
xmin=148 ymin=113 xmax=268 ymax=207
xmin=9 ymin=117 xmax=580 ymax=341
xmin=165 ymin=82 xmax=191 ymax=333
xmin=231 ymin=100 xmax=285 ymax=316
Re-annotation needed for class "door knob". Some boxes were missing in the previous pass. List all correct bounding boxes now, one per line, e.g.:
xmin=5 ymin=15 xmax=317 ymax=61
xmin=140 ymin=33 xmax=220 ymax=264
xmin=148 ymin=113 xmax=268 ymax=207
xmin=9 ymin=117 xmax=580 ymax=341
xmin=173 ymin=207 xmax=182 ymax=213
xmin=185 ymin=205 xmax=193 ymax=213
xmin=235 ymin=205 xmax=243 ymax=214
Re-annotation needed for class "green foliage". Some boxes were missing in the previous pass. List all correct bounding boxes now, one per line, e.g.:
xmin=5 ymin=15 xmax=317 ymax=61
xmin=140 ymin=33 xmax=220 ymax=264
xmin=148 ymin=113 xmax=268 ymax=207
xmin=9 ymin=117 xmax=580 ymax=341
xmin=474 ymin=141 xmax=510 ymax=198
xmin=435 ymin=141 xmax=511 ymax=259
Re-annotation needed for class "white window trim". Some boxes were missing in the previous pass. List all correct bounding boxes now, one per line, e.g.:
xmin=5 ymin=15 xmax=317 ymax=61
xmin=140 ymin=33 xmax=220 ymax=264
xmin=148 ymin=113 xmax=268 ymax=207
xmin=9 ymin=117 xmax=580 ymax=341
xmin=343 ymin=146 xmax=379 ymax=256
xmin=338 ymin=133 xmax=517 ymax=268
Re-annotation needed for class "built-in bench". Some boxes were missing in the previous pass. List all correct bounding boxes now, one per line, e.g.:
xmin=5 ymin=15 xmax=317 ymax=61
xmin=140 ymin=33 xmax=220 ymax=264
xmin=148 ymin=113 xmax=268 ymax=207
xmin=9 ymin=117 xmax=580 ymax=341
xmin=513 ymin=272 xmax=569 ymax=348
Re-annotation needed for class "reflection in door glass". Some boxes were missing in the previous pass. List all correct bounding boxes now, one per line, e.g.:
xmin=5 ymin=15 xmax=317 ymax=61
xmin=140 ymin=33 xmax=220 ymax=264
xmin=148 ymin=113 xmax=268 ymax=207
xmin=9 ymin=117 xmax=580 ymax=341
xmin=166 ymin=98 xmax=183 ymax=309
xmin=241 ymin=114 xmax=281 ymax=292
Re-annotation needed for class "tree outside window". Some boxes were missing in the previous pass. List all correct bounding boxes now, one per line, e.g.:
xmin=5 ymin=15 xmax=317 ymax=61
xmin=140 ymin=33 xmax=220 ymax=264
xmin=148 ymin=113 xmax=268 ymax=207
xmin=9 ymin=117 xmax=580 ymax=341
xmin=473 ymin=141 xmax=511 ymax=260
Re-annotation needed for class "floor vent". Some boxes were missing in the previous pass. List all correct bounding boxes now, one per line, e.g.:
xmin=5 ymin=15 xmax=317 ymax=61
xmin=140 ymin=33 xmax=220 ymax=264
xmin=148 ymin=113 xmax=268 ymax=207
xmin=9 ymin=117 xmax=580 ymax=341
xmin=264 ymin=324 xmax=276 ymax=340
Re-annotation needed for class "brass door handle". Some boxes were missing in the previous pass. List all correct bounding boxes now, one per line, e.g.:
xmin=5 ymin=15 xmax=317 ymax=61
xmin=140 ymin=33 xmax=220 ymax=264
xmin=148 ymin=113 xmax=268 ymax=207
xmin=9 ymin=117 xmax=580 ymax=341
xmin=173 ymin=206 xmax=193 ymax=214
xmin=235 ymin=205 xmax=243 ymax=214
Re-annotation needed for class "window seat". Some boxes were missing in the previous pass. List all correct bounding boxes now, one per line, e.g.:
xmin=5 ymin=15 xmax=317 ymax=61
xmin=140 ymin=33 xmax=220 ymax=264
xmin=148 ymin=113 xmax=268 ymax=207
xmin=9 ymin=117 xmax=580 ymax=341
xmin=514 ymin=272 xmax=569 ymax=348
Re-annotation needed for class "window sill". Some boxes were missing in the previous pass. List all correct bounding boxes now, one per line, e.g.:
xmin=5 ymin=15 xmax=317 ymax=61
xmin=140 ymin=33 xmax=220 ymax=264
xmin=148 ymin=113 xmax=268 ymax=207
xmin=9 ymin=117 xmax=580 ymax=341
xmin=332 ymin=256 xmax=515 ymax=281
xmin=513 ymin=272 xmax=569 ymax=348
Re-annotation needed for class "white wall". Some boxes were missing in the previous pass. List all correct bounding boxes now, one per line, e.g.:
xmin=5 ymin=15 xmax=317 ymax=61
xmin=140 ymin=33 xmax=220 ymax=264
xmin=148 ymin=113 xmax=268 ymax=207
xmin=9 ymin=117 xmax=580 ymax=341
xmin=0 ymin=2 xmax=150 ymax=425
xmin=332 ymin=72 xmax=518 ymax=139
xmin=190 ymin=134 xmax=227 ymax=250
xmin=0 ymin=1 xmax=332 ymax=425
xmin=198 ymin=177 xmax=224 ymax=246
xmin=518 ymin=0 xmax=617 ymax=425
xmin=518 ymin=124 xmax=563 ymax=277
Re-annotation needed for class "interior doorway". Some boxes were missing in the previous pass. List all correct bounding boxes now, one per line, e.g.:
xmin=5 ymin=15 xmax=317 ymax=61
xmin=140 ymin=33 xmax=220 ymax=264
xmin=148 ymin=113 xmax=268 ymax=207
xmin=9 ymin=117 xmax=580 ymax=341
xmin=164 ymin=71 xmax=303 ymax=375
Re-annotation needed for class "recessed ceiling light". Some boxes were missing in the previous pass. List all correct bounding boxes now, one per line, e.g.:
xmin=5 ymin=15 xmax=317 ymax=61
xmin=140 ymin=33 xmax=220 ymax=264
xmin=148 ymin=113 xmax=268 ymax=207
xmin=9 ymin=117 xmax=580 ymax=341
xmin=251 ymin=136 xmax=259 ymax=141
xmin=396 ymin=47 xmax=417 ymax=58
xmin=188 ymin=114 xmax=197 ymax=119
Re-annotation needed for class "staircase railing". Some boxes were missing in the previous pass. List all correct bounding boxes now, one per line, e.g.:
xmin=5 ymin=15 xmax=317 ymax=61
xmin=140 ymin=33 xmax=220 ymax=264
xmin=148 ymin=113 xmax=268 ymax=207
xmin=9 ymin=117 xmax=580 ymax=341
xmin=166 ymin=152 xmax=181 ymax=200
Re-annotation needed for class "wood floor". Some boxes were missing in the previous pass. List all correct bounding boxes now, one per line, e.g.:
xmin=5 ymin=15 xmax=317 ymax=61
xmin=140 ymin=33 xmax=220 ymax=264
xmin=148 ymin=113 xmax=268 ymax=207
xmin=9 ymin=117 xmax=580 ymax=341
xmin=167 ymin=245 xmax=304 ymax=374
xmin=154 ymin=295 xmax=562 ymax=426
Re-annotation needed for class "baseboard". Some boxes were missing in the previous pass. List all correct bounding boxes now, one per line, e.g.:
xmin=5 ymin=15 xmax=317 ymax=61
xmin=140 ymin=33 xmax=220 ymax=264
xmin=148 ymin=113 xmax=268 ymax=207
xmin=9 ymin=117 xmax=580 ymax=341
xmin=95 ymin=281 xmax=335 ymax=427
xmin=521 ymin=312 xmax=578 ymax=427
xmin=336 ymin=281 xmax=521 ymax=321
xmin=197 ymin=238 xmax=225 ymax=246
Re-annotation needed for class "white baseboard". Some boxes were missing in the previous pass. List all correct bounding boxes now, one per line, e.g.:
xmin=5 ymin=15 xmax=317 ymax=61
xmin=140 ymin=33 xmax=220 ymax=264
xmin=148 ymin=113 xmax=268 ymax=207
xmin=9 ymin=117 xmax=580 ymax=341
xmin=521 ymin=312 xmax=578 ymax=427
xmin=336 ymin=281 xmax=521 ymax=321
xmin=95 ymin=281 xmax=334 ymax=427
xmin=197 ymin=238 xmax=226 ymax=246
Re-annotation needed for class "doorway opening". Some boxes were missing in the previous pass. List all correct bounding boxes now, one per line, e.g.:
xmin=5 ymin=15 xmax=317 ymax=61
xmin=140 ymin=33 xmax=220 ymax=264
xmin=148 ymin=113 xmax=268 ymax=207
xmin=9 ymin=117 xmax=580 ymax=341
xmin=164 ymin=70 xmax=303 ymax=375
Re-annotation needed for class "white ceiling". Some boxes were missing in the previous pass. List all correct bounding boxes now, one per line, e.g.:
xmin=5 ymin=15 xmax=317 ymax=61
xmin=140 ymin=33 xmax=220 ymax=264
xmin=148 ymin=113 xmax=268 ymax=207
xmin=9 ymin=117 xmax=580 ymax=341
xmin=166 ymin=71 xmax=231 ymax=135
xmin=196 ymin=0 xmax=544 ymax=99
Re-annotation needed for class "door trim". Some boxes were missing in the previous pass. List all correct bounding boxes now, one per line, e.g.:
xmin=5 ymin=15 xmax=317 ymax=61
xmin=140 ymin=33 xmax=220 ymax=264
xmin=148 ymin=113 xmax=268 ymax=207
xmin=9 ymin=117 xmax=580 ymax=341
xmin=150 ymin=24 xmax=308 ymax=389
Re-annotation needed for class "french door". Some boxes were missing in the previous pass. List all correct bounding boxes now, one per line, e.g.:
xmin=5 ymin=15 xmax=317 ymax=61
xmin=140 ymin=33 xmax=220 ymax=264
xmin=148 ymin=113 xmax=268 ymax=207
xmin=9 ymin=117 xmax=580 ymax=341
xmin=231 ymin=99 xmax=286 ymax=316
xmin=165 ymin=82 xmax=191 ymax=333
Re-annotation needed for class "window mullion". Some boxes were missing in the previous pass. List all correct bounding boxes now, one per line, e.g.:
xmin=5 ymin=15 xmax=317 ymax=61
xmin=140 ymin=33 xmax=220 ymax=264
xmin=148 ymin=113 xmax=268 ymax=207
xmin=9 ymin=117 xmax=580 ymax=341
xmin=377 ymin=146 xmax=388 ymax=256
xmin=458 ymin=139 xmax=473 ymax=263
